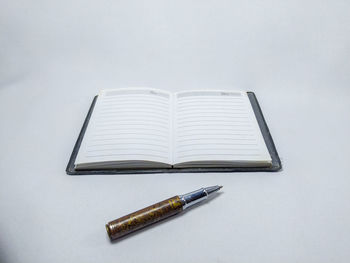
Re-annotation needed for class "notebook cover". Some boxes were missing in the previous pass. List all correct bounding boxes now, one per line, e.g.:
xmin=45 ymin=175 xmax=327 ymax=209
xmin=66 ymin=92 xmax=282 ymax=175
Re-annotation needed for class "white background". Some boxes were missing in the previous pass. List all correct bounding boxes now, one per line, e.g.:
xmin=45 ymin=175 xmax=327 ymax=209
xmin=1 ymin=0 xmax=350 ymax=262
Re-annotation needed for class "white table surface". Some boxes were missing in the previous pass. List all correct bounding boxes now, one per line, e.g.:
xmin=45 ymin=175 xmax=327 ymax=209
xmin=1 ymin=0 xmax=350 ymax=262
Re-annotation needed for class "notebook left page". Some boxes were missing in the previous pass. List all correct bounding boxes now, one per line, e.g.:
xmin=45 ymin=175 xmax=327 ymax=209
xmin=75 ymin=88 xmax=173 ymax=169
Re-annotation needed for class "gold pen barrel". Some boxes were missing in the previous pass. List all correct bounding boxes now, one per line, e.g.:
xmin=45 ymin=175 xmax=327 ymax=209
xmin=106 ymin=196 xmax=183 ymax=240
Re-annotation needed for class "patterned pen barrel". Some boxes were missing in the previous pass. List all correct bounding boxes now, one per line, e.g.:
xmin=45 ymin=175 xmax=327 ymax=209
xmin=105 ymin=186 xmax=222 ymax=240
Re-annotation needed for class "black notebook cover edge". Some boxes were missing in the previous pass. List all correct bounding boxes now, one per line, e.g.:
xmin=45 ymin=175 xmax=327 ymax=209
xmin=66 ymin=92 xmax=282 ymax=175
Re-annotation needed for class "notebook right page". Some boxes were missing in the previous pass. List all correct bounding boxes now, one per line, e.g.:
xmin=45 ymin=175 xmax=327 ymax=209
xmin=173 ymin=90 xmax=272 ymax=167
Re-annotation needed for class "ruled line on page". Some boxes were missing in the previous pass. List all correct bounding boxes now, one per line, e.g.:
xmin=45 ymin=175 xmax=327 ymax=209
xmin=88 ymin=142 xmax=169 ymax=148
xmin=94 ymin=121 xmax=169 ymax=129
xmin=101 ymin=99 xmax=169 ymax=107
xmin=177 ymin=128 xmax=253 ymax=133
xmin=177 ymin=105 xmax=247 ymax=110
xmin=177 ymin=97 xmax=244 ymax=103
xmin=176 ymin=153 xmax=261 ymax=158
xmin=87 ymin=148 xmax=169 ymax=154
xmin=175 ymin=142 xmax=258 ymax=147
xmin=176 ymin=110 xmax=248 ymax=115
xmin=94 ymin=120 xmax=169 ymax=127
xmin=177 ymin=103 xmax=245 ymax=108
xmin=100 ymin=101 xmax=169 ymax=109
xmin=176 ymin=137 xmax=257 ymax=143
xmin=177 ymin=135 xmax=254 ymax=142
xmin=92 ymin=125 xmax=169 ymax=131
xmin=178 ymin=112 xmax=249 ymax=118
xmin=94 ymin=114 xmax=170 ymax=121
xmin=96 ymin=114 xmax=168 ymax=121
xmin=177 ymin=115 xmax=250 ymax=122
xmin=93 ymin=127 xmax=168 ymax=133
xmin=86 ymin=153 xmax=167 ymax=159
xmin=98 ymin=108 xmax=168 ymax=116
xmin=177 ymin=149 xmax=260 ymax=154
xmin=176 ymin=129 xmax=254 ymax=135
xmin=178 ymin=127 xmax=252 ymax=135
xmin=91 ymin=135 xmax=169 ymax=141
xmin=102 ymin=94 xmax=170 ymax=100
xmin=177 ymin=120 xmax=251 ymax=127
xmin=177 ymin=122 xmax=251 ymax=129
xmin=95 ymin=118 xmax=170 ymax=124
xmin=100 ymin=102 xmax=169 ymax=111
xmin=91 ymin=130 xmax=168 ymax=136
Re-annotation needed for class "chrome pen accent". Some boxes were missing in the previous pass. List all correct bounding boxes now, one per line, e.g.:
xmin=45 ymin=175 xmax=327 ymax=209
xmin=179 ymin=185 xmax=223 ymax=210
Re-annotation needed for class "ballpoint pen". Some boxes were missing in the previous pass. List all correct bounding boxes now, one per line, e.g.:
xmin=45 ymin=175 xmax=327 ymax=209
xmin=105 ymin=185 xmax=223 ymax=240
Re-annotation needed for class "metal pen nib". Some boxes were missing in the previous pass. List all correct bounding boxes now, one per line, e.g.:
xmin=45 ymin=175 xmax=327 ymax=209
xmin=179 ymin=185 xmax=223 ymax=210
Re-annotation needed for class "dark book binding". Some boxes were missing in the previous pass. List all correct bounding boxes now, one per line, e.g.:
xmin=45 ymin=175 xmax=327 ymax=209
xmin=66 ymin=92 xmax=281 ymax=175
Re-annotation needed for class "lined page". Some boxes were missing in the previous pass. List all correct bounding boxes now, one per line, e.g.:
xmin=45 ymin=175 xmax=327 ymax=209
xmin=75 ymin=88 xmax=172 ymax=167
xmin=173 ymin=90 xmax=271 ymax=166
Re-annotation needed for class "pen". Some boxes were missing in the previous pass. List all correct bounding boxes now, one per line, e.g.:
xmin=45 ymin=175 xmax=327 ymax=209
xmin=105 ymin=185 xmax=223 ymax=240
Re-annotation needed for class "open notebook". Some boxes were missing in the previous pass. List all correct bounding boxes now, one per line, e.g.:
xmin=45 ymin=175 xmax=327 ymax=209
xmin=70 ymin=88 xmax=278 ymax=172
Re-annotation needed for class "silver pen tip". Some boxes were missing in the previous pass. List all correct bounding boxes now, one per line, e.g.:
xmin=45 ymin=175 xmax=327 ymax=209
xmin=204 ymin=185 xmax=223 ymax=195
